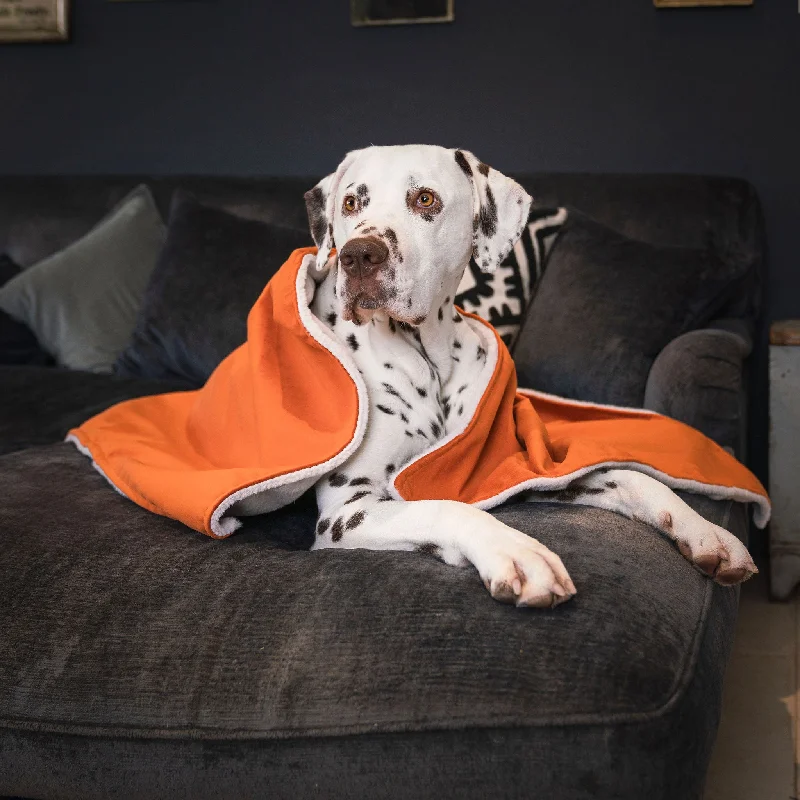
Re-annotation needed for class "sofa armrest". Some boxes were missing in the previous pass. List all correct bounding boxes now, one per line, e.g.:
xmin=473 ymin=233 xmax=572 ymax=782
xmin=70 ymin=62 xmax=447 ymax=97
xmin=643 ymin=324 xmax=751 ymax=457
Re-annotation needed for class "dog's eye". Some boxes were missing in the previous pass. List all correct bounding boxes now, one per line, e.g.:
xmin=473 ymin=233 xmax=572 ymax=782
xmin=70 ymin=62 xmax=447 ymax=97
xmin=343 ymin=195 xmax=358 ymax=213
xmin=417 ymin=191 xmax=435 ymax=208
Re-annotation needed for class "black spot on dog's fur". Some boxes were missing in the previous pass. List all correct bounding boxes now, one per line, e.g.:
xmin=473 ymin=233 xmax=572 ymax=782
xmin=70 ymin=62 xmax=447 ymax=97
xmin=477 ymin=162 xmax=490 ymax=177
xmin=350 ymin=477 xmax=371 ymax=487
xmin=537 ymin=485 xmax=606 ymax=503
xmin=416 ymin=387 xmax=427 ymax=398
xmin=478 ymin=185 xmax=498 ymax=238
xmin=356 ymin=183 xmax=368 ymax=198
xmin=405 ymin=430 xmax=414 ymax=438
xmin=303 ymin=186 xmax=327 ymax=246
xmin=376 ymin=404 xmax=395 ymax=416
xmin=347 ymin=334 xmax=359 ymax=351
xmin=331 ymin=518 xmax=345 ymax=542
xmin=438 ymin=307 xmax=443 ymax=322
xmin=400 ymin=412 xmax=409 ymax=423
xmin=378 ymin=493 xmax=392 ymax=502
xmin=383 ymin=228 xmax=403 ymax=263
xmin=476 ymin=345 xmax=486 ymax=360
xmin=386 ymin=463 xmax=395 ymax=474
xmin=453 ymin=314 xmax=463 ymax=324
xmin=454 ymin=150 xmax=472 ymax=177
xmin=430 ymin=421 xmax=441 ymax=438
xmin=416 ymin=428 xmax=429 ymax=439
xmin=397 ymin=321 xmax=415 ymax=334
xmin=346 ymin=511 xmax=366 ymax=530
xmin=453 ymin=340 xmax=462 ymax=349
xmin=345 ymin=491 xmax=370 ymax=505
xmin=326 ymin=312 xmax=337 ymax=327
xmin=412 ymin=315 xmax=426 ymax=325
xmin=458 ymin=384 xmax=468 ymax=394
xmin=383 ymin=383 xmax=413 ymax=410
xmin=316 ymin=518 xmax=331 ymax=535
xmin=384 ymin=362 xmax=393 ymax=369
xmin=605 ymin=481 xmax=618 ymax=489
xmin=388 ymin=318 xmax=397 ymax=334
xmin=416 ymin=542 xmax=442 ymax=558
xmin=452 ymin=356 xmax=460 ymax=363
xmin=329 ymin=473 xmax=347 ymax=488
xmin=444 ymin=296 xmax=451 ymax=304
xmin=457 ymin=404 xmax=464 ymax=416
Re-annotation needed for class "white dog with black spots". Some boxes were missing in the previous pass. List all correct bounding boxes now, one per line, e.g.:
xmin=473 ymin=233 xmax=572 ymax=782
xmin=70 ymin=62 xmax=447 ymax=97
xmin=303 ymin=144 xmax=757 ymax=608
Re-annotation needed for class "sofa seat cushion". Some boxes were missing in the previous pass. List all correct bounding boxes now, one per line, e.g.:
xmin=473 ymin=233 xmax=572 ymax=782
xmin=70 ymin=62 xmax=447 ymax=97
xmin=0 ymin=444 xmax=744 ymax=798
xmin=0 ymin=365 xmax=191 ymax=456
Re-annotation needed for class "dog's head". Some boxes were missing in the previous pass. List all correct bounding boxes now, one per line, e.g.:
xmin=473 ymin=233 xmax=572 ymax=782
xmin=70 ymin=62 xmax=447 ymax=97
xmin=304 ymin=145 xmax=532 ymax=325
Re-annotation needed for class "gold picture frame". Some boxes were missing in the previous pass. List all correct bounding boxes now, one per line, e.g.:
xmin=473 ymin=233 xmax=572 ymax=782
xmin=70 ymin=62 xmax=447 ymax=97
xmin=0 ymin=0 xmax=69 ymax=42
xmin=654 ymin=0 xmax=752 ymax=6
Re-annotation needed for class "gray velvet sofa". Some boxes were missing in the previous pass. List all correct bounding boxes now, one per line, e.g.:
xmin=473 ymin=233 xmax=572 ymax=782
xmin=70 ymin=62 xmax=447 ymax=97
xmin=0 ymin=174 xmax=765 ymax=800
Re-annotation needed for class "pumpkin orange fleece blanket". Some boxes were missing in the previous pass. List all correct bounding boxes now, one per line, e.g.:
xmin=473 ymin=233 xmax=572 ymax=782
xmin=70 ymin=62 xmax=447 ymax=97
xmin=68 ymin=247 xmax=770 ymax=538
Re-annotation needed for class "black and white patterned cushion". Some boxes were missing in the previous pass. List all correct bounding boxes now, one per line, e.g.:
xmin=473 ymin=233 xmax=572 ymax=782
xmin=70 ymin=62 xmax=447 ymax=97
xmin=455 ymin=206 xmax=567 ymax=348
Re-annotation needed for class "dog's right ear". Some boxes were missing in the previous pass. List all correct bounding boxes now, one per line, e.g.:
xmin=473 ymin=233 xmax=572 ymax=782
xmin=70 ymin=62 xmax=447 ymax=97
xmin=304 ymin=150 xmax=362 ymax=271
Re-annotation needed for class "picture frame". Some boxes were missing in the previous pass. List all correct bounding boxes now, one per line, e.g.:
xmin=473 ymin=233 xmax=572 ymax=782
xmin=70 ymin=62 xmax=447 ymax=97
xmin=351 ymin=0 xmax=454 ymax=27
xmin=0 ymin=0 xmax=68 ymax=42
xmin=654 ymin=0 xmax=752 ymax=6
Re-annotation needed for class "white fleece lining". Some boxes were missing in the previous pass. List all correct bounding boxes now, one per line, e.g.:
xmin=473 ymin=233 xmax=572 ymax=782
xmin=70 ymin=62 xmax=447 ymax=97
xmin=207 ymin=255 xmax=370 ymax=537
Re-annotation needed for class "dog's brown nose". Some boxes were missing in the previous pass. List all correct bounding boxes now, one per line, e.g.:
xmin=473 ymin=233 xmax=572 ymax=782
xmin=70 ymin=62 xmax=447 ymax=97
xmin=339 ymin=236 xmax=389 ymax=277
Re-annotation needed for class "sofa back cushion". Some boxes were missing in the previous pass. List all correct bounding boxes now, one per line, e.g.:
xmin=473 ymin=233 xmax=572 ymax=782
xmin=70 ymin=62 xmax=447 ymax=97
xmin=513 ymin=209 xmax=756 ymax=407
xmin=115 ymin=192 xmax=312 ymax=385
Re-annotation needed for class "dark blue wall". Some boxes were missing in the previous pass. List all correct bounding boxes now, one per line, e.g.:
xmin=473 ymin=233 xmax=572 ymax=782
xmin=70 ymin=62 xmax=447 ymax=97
xmin=1 ymin=0 xmax=797 ymax=316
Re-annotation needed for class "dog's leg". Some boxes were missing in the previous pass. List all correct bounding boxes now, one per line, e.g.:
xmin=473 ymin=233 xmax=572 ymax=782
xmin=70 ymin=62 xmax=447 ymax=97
xmin=527 ymin=469 xmax=757 ymax=585
xmin=312 ymin=497 xmax=576 ymax=608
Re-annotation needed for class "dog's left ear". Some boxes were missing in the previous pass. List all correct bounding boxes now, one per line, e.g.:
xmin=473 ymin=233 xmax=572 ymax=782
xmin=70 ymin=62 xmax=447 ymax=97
xmin=453 ymin=149 xmax=533 ymax=273
xmin=304 ymin=150 xmax=362 ymax=271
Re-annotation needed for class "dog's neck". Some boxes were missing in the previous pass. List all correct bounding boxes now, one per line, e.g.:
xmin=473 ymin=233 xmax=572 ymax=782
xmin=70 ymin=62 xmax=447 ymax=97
xmin=311 ymin=263 xmax=472 ymax=389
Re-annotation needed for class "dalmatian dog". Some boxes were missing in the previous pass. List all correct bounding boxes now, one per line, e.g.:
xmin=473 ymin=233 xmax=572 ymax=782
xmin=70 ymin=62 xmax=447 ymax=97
xmin=303 ymin=144 xmax=758 ymax=608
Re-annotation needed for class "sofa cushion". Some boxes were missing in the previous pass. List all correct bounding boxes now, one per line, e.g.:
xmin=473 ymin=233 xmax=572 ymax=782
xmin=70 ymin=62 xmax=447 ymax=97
xmin=115 ymin=192 xmax=312 ymax=385
xmin=0 ymin=255 xmax=54 ymax=367
xmin=513 ymin=209 xmax=753 ymax=407
xmin=0 ymin=442 xmax=745 ymax=798
xmin=0 ymin=185 xmax=166 ymax=373
xmin=0 ymin=365 xmax=190 ymax=456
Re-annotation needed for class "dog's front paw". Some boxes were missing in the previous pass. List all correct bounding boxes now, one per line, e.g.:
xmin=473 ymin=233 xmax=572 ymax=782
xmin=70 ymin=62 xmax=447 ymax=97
xmin=676 ymin=521 xmax=758 ymax=586
xmin=475 ymin=530 xmax=576 ymax=608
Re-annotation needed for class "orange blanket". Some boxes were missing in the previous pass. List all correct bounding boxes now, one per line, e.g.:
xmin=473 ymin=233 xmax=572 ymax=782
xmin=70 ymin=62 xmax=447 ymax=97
xmin=68 ymin=247 xmax=769 ymax=538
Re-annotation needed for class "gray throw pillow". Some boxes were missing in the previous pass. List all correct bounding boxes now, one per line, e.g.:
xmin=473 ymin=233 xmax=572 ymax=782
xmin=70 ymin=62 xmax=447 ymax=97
xmin=114 ymin=192 xmax=312 ymax=386
xmin=513 ymin=209 xmax=753 ymax=407
xmin=0 ymin=185 xmax=165 ymax=373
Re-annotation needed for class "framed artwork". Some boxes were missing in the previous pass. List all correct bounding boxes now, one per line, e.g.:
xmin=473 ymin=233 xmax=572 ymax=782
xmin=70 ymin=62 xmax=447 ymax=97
xmin=654 ymin=0 xmax=752 ymax=6
xmin=0 ymin=0 xmax=68 ymax=42
xmin=351 ymin=0 xmax=454 ymax=27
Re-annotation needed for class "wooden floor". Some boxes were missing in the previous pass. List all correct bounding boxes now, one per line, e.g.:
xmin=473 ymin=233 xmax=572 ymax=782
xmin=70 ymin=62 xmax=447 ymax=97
xmin=705 ymin=573 xmax=798 ymax=800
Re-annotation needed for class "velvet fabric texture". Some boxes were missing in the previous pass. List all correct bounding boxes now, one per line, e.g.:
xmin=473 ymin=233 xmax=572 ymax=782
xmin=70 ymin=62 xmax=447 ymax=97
xmin=514 ymin=209 xmax=756 ymax=407
xmin=644 ymin=326 xmax=752 ymax=457
xmin=115 ymin=192 xmax=312 ymax=385
xmin=0 ymin=255 xmax=53 ymax=366
xmin=0 ymin=185 xmax=166 ymax=373
xmin=0 ymin=443 xmax=744 ymax=799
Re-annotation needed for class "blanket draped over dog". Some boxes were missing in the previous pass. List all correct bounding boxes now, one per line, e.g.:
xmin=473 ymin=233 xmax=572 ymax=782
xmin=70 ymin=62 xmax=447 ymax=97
xmin=68 ymin=247 xmax=770 ymax=538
